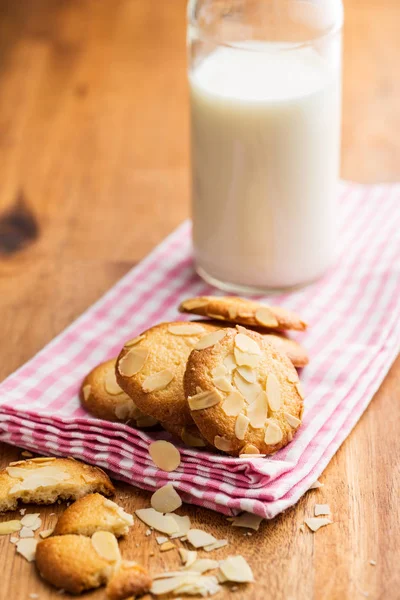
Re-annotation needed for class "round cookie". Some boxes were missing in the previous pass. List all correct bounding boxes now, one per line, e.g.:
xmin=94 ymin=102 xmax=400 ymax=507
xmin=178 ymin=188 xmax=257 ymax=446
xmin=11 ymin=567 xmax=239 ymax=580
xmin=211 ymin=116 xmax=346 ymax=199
xmin=179 ymin=296 xmax=307 ymax=331
xmin=80 ymin=359 xmax=158 ymax=428
xmin=184 ymin=326 xmax=304 ymax=456
xmin=115 ymin=321 xmax=221 ymax=429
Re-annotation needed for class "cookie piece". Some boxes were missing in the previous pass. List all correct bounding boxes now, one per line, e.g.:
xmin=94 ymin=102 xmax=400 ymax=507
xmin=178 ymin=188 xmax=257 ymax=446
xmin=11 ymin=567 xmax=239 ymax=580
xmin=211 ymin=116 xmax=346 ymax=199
xmin=81 ymin=359 xmax=158 ymax=427
xmin=184 ymin=327 xmax=304 ymax=456
xmin=36 ymin=534 xmax=117 ymax=594
xmin=115 ymin=322 xmax=219 ymax=429
xmin=179 ymin=296 xmax=307 ymax=331
xmin=0 ymin=457 xmax=114 ymax=513
xmin=106 ymin=560 xmax=152 ymax=600
xmin=259 ymin=333 xmax=309 ymax=368
xmin=54 ymin=493 xmax=133 ymax=537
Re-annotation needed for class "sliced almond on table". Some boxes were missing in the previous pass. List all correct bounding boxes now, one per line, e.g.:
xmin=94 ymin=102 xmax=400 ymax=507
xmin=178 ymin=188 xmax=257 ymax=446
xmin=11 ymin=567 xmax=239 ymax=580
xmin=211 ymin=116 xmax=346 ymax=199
xmin=156 ymin=536 xmax=168 ymax=545
xmin=219 ymin=555 xmax=254 ymax=583
xmin=104 ymin=370 xmax=124 ymax=395
xmin=235 ymin=414 xmax=250 ymax=440
xmin=179 ymin=548 xmax=197 ymax=567
xmin=16 ymin=538 xmax=38 ymax=562
xmin=168 ymin=323 xmax=205 ymax=336
xmin=246 ymin=391 xmax=268 ymax=428
xmin=222 ymin=391 xmax=245 ymax=417
xmin=39 ymin=528 xmax=54 ymax=539
xmin=266 ymin=373 xmax=282 ymax=411
xmin=0 ymin=520 xmax=21 ymax=535
xmin=187 ymin=529 xmax=218 ymax=549
xmin=314 ymin=504 xmax=330 ymax=516
xmin=212 ymin=375 xmax=233 ymax=393
xmin=142 ymin=369 xmax=175 ymax=392
xmin=235 ymin=333 xmax=262 ymax=355
xmin=91 ymin=531 xmax=120 ymax=562
xmin=9 ymin=536 xmax=19 ymax=544
xmin=20 ymin=527 xmax=35 ymax=538
xmin=264 ymin=420 xmax=283 ymax=445
xmin=203 ymin=539 xmax=228 ymax=552
xmin=135 ymin=508 xmax=179 ymax=535
xmin=185 ymin=558 xmax=219 ymax=573
xmin=234 ymin=348 xmax=260 ymax=368
xmin=82 ymin=384 xmax=91 ymax=401
xmin=194 ymin=330 xmax=226 ymax=350
xmin=284 ymin=411 xmax=301 ymax=428
xmin=255 ymin=307 xmax=279 ymax=328
xmin=118 ymin=347 xmax=149 ymax=377
xmin=188 ymin=390 xmax=222 ymax=411
xmin=214 ymin=436 xmax=233 ymax=452
xmin=160 ymin=541 xmax=176 ymax=552
xmin=21 ymin=513 xmax=41 ymax=528
xmin=151 ymin=574 xmax=218 ymax=596
xmin=169 ymin=514 xmax=191 ymax=538
xmin=231 ymin=512 xmax=264 ymax=531
xmin=149 ymin=440 xmax=181 ymax=472
xmin=304 ymin=518 xmax=332 ymax=532
xmin=151 ymin=484 xmax=182 ymax=514
xmin=233 ymin=372 xmax=261 ymax=404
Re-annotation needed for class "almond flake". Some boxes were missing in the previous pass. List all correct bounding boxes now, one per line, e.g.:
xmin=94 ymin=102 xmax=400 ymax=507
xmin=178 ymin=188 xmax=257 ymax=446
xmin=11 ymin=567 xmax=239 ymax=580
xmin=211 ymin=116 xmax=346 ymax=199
xmin=181 ymin=428 xmax=206 ymax=447
xmin=16 ymin=538 xmax=38 ymax=562
xmin=168 ymin=323 xmax=205 ymax=336
xmin=246 ymin=391 xmax=268 ymax=428
xmin=233 ymin=372 xmax=262 ymax=404
xmin=91 ymin=531 xmax=120 ymax=562
xmin=284 ymin=411 xmax=301 ymax=428
xmin=21 ymin=513 xmax=41 ymax=528
xmin=82 ymin=384 xmax=91 ymax=401
xmin=203 ymin=539 xmax=228 ymax=552
xmin=235 ymin=333 xmax=262 ymax=355
xmin=185 ymin=558 xmax=219 ymax=573
xmin=149 ymin=440 xmax=181 ymax=472
xmin=287 ymin=371 xmax=299 ymax=383
xmin=19 ymin=527 xmax=34 ymax=538
xmin=124 ymin=334 xmax=145 ymax=347
xmin=264 ymin=421 xmax=283 ymax=445
xmin=304 ymin=518 xmax=332 ymax=532
xmin=207 ymin=313 xmax=225 ymax=320
xmin=239 ymin=444 xmax=260 ymax=456
xmin=212 ymin=375 xmax=233 ymax=393
xmin=142 ymin=369 xmax=175 ymax=392
xmin=222 ymin=391 xmax=245 ymax=417
xmin=227 ymin=306 xmax=237 ymax=320
xmin=0 ymin=520 xmax=22 ymax=535
xmin=231 ymin=513 xmax=263 ymax=531
xmin=309 ymin=480 xmax=324 ymax=490
xmin=104 ymin=370 xmax=123 ymax=395
xmin=160 ymin=541 xmax=176 ymax=552
xmin=314 ymin=504 xmax=330 ymax=516
xmin=169 ymin=514 xmax=191 ymax=538
xmin=211 ymin=365 xmax=228 ymax=378
xmin=234 ymin=348 xmax=260 ymax=368
xmin=188 ymin=390 xmax=222 ymax=411
xmin=235 ymin=414 xmax=249 ymax=440
xmin=295 ymin=381 xmax=305 ymax=399
xmin=39 ymin=528 xmax=54 ymax=539
xmin=187 ymin=529 xmax=217 ymax=549
xmin=194 ymin=330 xmax=226 ymax=350
xmin=369 ymin=560 xmax=376 ymax=566
xmin=214 ymin=436 xmax=233 ymax=452
xmin=114 ymin=399 xmax=139 ymax=420
xmin=223 ymin=354 xmax=236 ymax=372
xmin=219 ymin=555 xmax=254 ymax=583
xmin=181 ymin=298 xmax=209 ymax=311
xmin=30 ymin=457 xmax=56 ymax=463
xmin=118 ymin=347 xmax=149 ymax=377
xmin=236 ymin=366 xmax=256 ymax=383
xmin=266 ymin=373 xmax=282 ymax=411
xmin=10 ymin=536 xmax=19 ymax=543
xmin=21 ymin=451 xmax=33 ymax=458
xmin=151 ymin=484 xmax=182 ymax=514
xmin=135 ymin=508 xmax=179 ymax=535
xmin=179 ymin=548 xmax=197 ymax=567
xmin=151 ymin=575 xmax=202 ymax=596
xmin=255 ymin=307 xmax=279 ymax=328
xmin=156 ymin=536 xmax=169 ymax=545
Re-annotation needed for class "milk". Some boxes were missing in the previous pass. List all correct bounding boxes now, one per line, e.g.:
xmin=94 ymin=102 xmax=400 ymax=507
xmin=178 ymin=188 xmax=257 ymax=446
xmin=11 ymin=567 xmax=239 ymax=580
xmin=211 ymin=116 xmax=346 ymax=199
xmin=190 ymin=43 xmax=341 ymax=290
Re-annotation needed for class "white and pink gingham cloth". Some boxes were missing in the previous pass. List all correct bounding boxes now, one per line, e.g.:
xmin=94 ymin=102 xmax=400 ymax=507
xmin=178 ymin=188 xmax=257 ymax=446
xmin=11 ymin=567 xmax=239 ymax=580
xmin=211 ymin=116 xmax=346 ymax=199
xmin=0 ymin=182 xmax=399 ymax=519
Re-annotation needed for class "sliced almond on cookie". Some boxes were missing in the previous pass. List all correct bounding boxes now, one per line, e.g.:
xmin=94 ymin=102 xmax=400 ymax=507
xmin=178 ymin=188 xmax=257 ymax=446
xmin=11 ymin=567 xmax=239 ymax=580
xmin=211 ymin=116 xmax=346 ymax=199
xmin=233 ymin=372 xmax=261 ymax=404
xmin=91 ymin=531 xmax=120 ymax=563
xmin=168 ymin=323 xmax=205 ymax=336
xmin=118 ymin=347 xmax=149 ymax=377
xmin=284 ymin=412 xmax=301 ymax=428
xmin=266 ymin=373 xmax=282 ymax=412
xmin=235 ymin=333 xmax=262 ymax=355
xmin=188 ymin=390 xmax=222 ymax=411
xmin=246 ymin=391 xmax=268 ymax=428
xmin=142 ymin=369 xmax=175 ymax=393
xmin=234 ymin=348 xmax=261 ymax=369
xmin=264 ymin=420 xmax=283 ymax=445
xmin=194 ymin=330 xmax=226 ymax=350
xmin=235 ymin=414 xmax=250 ymax=440
xmin=222 ymin=391 xmax=245 ymax=417
xmin=124 ymin=334 xmax=145 ymax=347
xmin=214 ymin=436 xmax=233 ymax=452
xmin=255 ymin=307 xmax=279 ymax=328
xmin=104 ymin=370 xmax=124 ymax=396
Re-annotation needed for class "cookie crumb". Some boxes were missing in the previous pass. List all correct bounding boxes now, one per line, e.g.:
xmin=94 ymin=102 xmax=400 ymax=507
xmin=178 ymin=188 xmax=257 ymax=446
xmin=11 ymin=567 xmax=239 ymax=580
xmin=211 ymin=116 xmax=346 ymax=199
xmin=309 ymin=480 xmax=324 ymax=490
xmin=369 ymin=560 xmax=376 ymax=566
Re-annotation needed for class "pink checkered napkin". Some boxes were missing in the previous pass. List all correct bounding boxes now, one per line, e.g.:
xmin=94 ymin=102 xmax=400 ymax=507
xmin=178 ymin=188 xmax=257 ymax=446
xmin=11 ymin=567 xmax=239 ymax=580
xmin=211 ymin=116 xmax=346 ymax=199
xmin=0 ymin=181 xmax=399 ymax=519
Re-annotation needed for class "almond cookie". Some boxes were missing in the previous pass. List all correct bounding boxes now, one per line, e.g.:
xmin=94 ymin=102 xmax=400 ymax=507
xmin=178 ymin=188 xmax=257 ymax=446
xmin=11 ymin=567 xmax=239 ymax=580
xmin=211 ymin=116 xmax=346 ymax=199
xmin=54 ymin=493 xmax=133 ymax=537
xmin=115 ymin=321 xmax=220 ymax=429
xmin=179 ymin=296 xmax=307 ymax=331
xmin=0 ymin=457 xmax=114 ymax=513
xmin=80 ymin=359 xmax=159 ymax=428
xmin=184 ymin=327 xmax=304 ymax=456
xmin=259 ymin=332 xmax=309 ymax=368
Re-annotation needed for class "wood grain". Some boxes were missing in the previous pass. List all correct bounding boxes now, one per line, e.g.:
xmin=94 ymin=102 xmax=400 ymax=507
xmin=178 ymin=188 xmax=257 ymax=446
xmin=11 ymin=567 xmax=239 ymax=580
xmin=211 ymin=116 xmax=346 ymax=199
xmin=0 ymin=1 xmax=398 ymax=599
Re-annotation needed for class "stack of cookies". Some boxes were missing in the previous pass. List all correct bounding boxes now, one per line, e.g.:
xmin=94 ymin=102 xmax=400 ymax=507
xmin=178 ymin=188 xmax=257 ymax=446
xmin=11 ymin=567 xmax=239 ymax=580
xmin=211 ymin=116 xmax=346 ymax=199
xmin=80 ymin=296 xmax=308 ymax=457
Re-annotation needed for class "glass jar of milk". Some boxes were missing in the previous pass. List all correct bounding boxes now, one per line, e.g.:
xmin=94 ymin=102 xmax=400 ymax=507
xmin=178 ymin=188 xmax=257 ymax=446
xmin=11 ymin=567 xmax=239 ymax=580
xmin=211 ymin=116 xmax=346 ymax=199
xmin=188 ymin=0 xmax=343 ymax=292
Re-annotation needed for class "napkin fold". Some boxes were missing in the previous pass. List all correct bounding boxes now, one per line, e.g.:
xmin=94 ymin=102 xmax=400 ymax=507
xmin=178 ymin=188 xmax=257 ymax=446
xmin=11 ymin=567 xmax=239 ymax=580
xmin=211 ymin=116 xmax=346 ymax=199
xmin=0 ymin=182 xmax=399 ymax=518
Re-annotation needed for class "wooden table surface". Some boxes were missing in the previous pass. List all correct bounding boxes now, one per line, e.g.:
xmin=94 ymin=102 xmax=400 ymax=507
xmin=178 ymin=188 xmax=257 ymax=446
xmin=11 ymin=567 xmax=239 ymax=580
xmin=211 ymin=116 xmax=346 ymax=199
xmin=0 ymin=1 xmax=399 ymax=599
